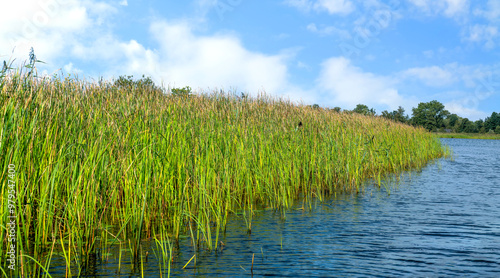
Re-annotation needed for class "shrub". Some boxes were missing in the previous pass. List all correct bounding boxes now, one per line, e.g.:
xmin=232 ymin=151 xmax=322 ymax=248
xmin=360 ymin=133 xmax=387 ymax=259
xmin=171 ymin=86 xmax=193 ymax=97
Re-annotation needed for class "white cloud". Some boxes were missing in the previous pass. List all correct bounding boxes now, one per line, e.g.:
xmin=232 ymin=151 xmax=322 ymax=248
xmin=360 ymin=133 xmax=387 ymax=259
xmin=445 ymin=100 xmax=488 ymax=120
xmin=467 ymin=1 xmax=500 ymax=50
xmin=63 ymin=62 xmax=82 ymax=74
xmin=402 ymin=66 xmax=457 ymax=87
xmin=314 ymin=0 xmax=354 ymax=15
xmin=284 ymin=0 xmax=355 ymax=15
xmin=306 ymin=23 xmax=351 ymax=38
xmin=443 ymin=0 xmax=469 ymax=17
xmin=473 ymin=0 xmax=500 ymax=22
xmin=67 ymin=19 xmax=306 ymax=98
xmin=408 ymin=0 xmax=469 ymax=17
xmin=465 ymin=24 xmax=499 ymax=49
xmin=147 ymin=21 xmax=293 ymax=95
xmin=119 ymin=0 xmax=128 ymax=6
xmin=0 ymin=0 xmax=308 ymax=102
xmin=284 ymin=0 xmax=311 ymax=12
xmin=0 ymin=0 xmax=114 ymax=67
xmin=316 ymin=57 xmax=405 ymax=110
xmin=59 ymin=19 xmax=301 ymax=98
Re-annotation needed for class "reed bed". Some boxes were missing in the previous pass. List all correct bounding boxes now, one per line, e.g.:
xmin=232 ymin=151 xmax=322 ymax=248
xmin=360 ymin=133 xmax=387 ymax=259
xmin=0 ymin=72 xmax=448 ymax=276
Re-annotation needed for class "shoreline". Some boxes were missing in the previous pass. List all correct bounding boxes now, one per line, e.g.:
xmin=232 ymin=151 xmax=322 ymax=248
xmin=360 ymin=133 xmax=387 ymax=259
xmin=435 ymin=132 xmax=500 ymax=140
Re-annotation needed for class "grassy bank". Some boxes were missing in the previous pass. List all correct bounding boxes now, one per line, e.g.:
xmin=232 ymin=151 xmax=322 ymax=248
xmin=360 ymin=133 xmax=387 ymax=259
xmin=435 ymin=132 xmax=500 ymax=140
xmin=1 ymin=72 xmax=449 ymax=276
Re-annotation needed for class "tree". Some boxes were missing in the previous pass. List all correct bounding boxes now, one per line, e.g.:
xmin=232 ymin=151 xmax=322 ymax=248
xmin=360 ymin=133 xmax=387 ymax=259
xmin=353 ymin=104 xmax=375 ymax=116
xmin=171 ymin=86 xmax=193 ymax=98
xmin=443 ymin=113 xmax=459 ymax=132
xmin=446 ymin=114 xmax=459 ymax=129
xmin=474 ymin=119 xmax=485 ymax=133
xmin=484 ymin=112 xmax=500 ymax=132
xmin=381 ymin=106 xmax=408 ymax=123
xmin=457 ymin=118 xmax=477 ymax=133
xmin=411 ymin=100 xmax=450 ymax=131
xmin=381 ymin=110 xmax=390 ymax=117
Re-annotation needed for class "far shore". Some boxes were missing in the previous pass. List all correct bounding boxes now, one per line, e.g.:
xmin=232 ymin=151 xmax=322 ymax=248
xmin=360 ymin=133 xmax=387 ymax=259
xmin=435 ymin=132 xmax=500 ymax=140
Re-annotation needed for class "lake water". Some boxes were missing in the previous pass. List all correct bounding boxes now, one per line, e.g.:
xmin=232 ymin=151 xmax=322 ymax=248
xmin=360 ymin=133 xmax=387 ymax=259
xmin=51 ymin=138 xmax=500 ymax=277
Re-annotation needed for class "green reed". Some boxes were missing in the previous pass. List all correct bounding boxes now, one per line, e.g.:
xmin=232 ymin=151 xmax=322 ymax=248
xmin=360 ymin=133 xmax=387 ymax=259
xmin=0 ymin=72 xmax=449 ymax=276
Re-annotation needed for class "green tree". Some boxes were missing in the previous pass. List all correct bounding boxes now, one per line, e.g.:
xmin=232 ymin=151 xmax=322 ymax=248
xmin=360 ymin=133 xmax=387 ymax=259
xmin=411 ymin=100 xmax=450 ymax=131
xmin=353 ymin=104 xmax=375 ymax=116
xmin=114 ymin=75 xmax=163 ymax=92
xmin=381 ymin=106 xmax=408 ymax=123
xmin=484 ymin=112 xmax=500 ymax=132
xmin=457 ymin=118 xmax=477 ymax=133
xmin=474 ymin=119 xmax=485 ymax=133
xmin=171 ymin=86 xmax=193 ymax=97
xmin=446 ymin=114 xmax=459 ymax=130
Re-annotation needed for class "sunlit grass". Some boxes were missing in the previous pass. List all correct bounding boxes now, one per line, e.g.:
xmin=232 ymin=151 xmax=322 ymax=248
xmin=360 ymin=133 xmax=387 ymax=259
xmin=0 ymin=71 xmax=449 ymax=276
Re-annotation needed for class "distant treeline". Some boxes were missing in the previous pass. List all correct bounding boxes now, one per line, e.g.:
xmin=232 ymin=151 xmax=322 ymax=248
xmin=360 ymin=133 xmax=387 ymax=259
xmin=311 ymin=101 xmax=500 ymax=134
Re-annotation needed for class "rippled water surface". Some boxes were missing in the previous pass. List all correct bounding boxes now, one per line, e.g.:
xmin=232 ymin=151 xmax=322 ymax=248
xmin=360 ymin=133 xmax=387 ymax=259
xmin=52 ymin=139 xmax=500 ymax=277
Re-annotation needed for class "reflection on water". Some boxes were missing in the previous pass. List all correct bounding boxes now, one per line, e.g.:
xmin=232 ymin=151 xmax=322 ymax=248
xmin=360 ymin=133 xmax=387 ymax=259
xmin=49 ymin=139 xmax=500 ymax=277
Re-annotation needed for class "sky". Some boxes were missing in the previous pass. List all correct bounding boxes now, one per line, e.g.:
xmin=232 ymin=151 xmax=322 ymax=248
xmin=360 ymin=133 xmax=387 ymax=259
xmin=1 ymin=0 xmax=499 ymax=120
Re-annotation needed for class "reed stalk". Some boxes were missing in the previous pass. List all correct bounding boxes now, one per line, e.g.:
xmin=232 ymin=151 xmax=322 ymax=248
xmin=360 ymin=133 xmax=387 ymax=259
xmin=0 ymin=69 xmax=449 ymax=274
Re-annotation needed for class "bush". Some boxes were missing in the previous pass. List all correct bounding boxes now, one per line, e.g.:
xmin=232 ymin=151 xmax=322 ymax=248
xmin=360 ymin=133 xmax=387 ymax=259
xmin=114 ymin=75 xmax=163 ymax=92
xmin=171 ymin=86 xmax=193 ymax=97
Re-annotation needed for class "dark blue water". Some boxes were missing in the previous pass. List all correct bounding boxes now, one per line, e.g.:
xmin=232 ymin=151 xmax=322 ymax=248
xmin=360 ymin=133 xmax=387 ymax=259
xmin=50 ymin=139 xmax=500 ymax=277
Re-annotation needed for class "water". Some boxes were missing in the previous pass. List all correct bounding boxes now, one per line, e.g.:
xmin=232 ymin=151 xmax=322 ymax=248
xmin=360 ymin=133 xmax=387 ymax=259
xmin=50 ymin=139 xmax=500 ymax=277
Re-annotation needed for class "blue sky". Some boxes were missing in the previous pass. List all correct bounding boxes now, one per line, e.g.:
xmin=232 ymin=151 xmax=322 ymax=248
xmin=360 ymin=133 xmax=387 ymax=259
xmin=1 ymin=0 xmax=499 ymax=120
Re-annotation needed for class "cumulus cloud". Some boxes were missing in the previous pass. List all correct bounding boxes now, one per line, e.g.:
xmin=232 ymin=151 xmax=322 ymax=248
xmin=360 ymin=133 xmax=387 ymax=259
xmin=0 ymin=0 xmax=115 ymax=67
xmin=56 ymin=19 xmax=301 ymax=98
xmin=316 ymin=57 xmax=406 ymax=110
xmin=146 ymin=21 xmax=292 ymax=95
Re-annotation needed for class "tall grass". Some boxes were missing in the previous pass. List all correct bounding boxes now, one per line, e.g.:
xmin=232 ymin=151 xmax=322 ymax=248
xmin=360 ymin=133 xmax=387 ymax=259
xmin=0 ymin=70 xmax=449 ymax=276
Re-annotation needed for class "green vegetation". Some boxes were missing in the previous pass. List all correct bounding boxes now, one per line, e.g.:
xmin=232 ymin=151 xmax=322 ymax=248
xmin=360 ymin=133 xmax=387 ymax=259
xmin=353 ymin=104 xmax=376 ymax=116
xmin=381 ymin=106 xmax=409 ymax=124
xmin=1 ymin=63 xmax=448 ymax=275
xmin=410 ymin=100 xmax=450 ymax=131
xmin=435 ymin=132 xmax=500 ymax=140
xmin=348 ymin=101 xmax=500 ymax=135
